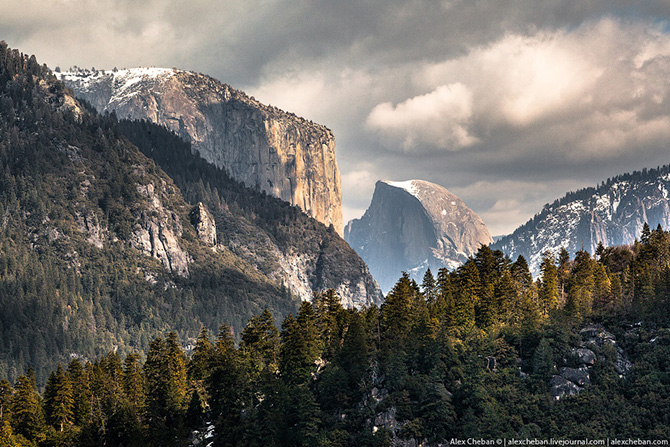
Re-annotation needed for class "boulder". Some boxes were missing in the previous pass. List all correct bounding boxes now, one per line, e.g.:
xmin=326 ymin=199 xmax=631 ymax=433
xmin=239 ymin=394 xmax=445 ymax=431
xmin=559 ymin=367 xmax=590 ymax=386
xmin=550 ymin=375 xmax=582 ymax=400
xmin=573 ymin=347 xmax=597 ymax=366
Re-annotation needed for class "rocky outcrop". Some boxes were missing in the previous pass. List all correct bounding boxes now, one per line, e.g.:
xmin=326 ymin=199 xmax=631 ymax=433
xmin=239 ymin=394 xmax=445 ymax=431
xmin=345 ymin=179 xmax=493 ymax=293
xmin=559 ymin=367 xmax=590 ymax=386
xmin=549 ymin=323 xmax=633 ymax=400
xmin=572 ymin=347 xmax=597 ymax=366
xmin=224 ymin=224 xmax=382 ymax=308
xmin=57 ymin=68 xmax=344 ymax=235
xmin=493 ymin=166 xmax=670 ymax=274
xmin=190 ymin=202 xmax=217 ymax=246
xmin=76 ymin=210 xmax=105 ymax=249
xmin=550 ymin=375 xmax=582 ymax=400
xmin=131 ymin=183 xmax=191 ymax=277
xmin=580 ymin=324 xmax=632 ymax=376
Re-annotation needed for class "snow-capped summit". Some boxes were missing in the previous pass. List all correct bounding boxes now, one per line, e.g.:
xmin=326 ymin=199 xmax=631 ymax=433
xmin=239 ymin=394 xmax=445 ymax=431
xmin=56 ymin=67 xmax=178 ymax=109
xmin=345 ymin=179 xmax=493 ymax=293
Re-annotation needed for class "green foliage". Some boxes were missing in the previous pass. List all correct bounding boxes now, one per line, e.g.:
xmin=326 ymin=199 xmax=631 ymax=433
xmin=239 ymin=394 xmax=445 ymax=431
xmin=3 ymin=41 xmax=670 ymax=445
xmin=0 ymin=42 xmax=300 ymax=385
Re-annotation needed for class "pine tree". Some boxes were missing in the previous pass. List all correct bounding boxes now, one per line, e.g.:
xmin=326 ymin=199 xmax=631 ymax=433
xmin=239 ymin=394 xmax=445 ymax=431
xmin=189 ymin=328 xmax=214 ymax=383
xmin=166 ymin=332 xmax=188 ymax=409
xmin=641 ymin=222 xmax=651 ymax=245
xmin=66 ymin=359 xmax=90 ymax=427
xmin=539 ymin=251 xmax=559 ymax=315
xmin=422 ymin=268 xmax=437 ymax=304
xmin=208 ymin=324 xmax=247 ymax=447
xmin=567 ymin=250 xmax=596 ymax=316
xmin=337 ymin=311 xmax=369 ymax=391
xmin=453 ymin=261 xmax=479 ymax=330
xmin=122 ymin=353 xmax=145 ymax=421
xmin=381 ymin=272 xmax=422 ymax=342
xmin=0 ymin=380 xmax=11 ymax=423
xmin=557 ymin=247 xmax=571 ymax=306
xmin=433 ymin=267 xmax=453 ymax=320
xmin=279 ymin=302 xmax=321 ymax=385
xmin=43 ymin=364 xmax=74 ymax=431
xmin=511 ymin=255 xmax=533 ymax=292
xmin=10 ymin=370 xmax=44 ymax=440
xmin=143 ymin=337 xmax=171 ymax=426
xmin=312 ymin=290 xmax=346 ymax=360
xmin=241 ymin=309 xmax=280 ymax=379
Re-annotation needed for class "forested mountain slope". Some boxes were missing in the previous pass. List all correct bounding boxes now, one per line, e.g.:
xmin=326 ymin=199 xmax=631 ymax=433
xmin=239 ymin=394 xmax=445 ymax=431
xmin=117 ymin=119 xmax=381 ymax=308
xmin=3 ymin=224 xmax=669 ymax=446
xmin=0 ymin=42 xmax=378 ymax=386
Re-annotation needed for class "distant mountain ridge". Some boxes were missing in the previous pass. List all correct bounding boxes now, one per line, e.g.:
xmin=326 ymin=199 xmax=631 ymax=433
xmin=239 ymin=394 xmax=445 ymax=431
xmin=345 ymin=179 xmax=493 ymax=292
xmin=492 ymin=166 xmax=670 ymax=273
xmin=56 ymin=67 xmax=344 ymax=235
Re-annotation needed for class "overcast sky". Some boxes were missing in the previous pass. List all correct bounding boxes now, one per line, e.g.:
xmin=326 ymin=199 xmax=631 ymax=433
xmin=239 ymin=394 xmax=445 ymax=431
xmin=3 ymin=1 xmax=670 ymax=235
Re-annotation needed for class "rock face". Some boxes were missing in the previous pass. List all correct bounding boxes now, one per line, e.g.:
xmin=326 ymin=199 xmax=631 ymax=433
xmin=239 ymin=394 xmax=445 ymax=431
xmin=131 ymin=183 xmax=192 ymax=277
xmin=345 ymin=179 xmax=493 ymax=293
xmin=493 ymin=166 xmax=670 ymax=274
xmin=190 ymin=202 xmax=217 ymax=246
xmin=119 ymin=117 xmax=382 ymax=308
xmin=57 ymin=68 xmax=343 ymax=235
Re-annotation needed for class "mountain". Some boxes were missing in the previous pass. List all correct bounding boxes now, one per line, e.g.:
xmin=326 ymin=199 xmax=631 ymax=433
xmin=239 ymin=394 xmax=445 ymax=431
xmin=0 ymin=43 xmax=379 ymax=384
xmin=492 ymin=166 xmax=670 ymax=273
xmin=345 ymin=179 xmax=493 ymax=292
xmin=56 ymin=67 xmax=344 ymax=235
xmin=118 ymin=118 xmax=382 ymax=308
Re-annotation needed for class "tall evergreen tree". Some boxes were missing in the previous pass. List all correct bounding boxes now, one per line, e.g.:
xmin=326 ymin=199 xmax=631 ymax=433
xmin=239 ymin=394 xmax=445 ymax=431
xmin=10 ymin=370 xmax=44 ymax=441
xmin=43 ymin=364 xmax=73 ymax=432
xmin=66 ymin=359 xmax=90 ymax=427
xmin=280 ymin=302 xmax=321 ymax=385
xmin=122 ymin=353 xmax=145 ymax=422
xmin=381 ymin=273 xmax=422 ymax=343
xmin=0 ymin=380 xmax=11 ymax=423
xmin=422 ymin=269 xmax=437 ymax=304
xmin=189 ymin=328 xmax=214 ymax=383
xmin=241 ymin=309 xmax=280 ymax=379
xmin=453 ymin=261 xmax=479 ymax=330
xmin=539 ymin=251 xmax=559 ymax=315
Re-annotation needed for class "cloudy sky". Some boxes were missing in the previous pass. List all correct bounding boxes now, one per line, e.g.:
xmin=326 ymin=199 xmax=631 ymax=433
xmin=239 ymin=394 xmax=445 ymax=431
xmin=3 ymin=1 xmax=670 ymax=235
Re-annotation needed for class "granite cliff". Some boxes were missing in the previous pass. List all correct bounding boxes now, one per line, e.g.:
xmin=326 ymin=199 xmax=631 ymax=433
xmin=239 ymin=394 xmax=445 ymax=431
xmin=345 ymin=179 xmax=493 ymax=292
xmin=57 ymin=68 xmax=344 ymax=235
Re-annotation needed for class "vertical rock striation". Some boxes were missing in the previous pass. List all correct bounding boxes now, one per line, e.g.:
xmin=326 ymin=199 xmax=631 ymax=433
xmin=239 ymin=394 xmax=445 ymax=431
xmin=57 ymin=68 xmax=344 ymax=235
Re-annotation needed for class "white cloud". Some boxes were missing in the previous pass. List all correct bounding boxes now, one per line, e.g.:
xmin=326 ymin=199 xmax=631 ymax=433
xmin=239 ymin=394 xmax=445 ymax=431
xmin=367 ymin=18 xmax=670 ymax=160
xmin=366 ymin=83 xmax=478 ymax=152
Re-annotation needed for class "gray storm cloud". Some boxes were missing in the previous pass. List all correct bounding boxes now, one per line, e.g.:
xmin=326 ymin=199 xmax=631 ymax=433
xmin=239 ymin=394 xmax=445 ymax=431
xmin=3 ymin=1 xmax=670 ymax=235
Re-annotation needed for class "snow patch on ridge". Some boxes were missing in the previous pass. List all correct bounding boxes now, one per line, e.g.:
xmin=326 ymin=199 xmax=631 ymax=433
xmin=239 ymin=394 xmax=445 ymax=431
xmin=56 ymin=67 xmax=178 ymax=107
xmin=385 ymin=180 xmax=420 ymax=198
